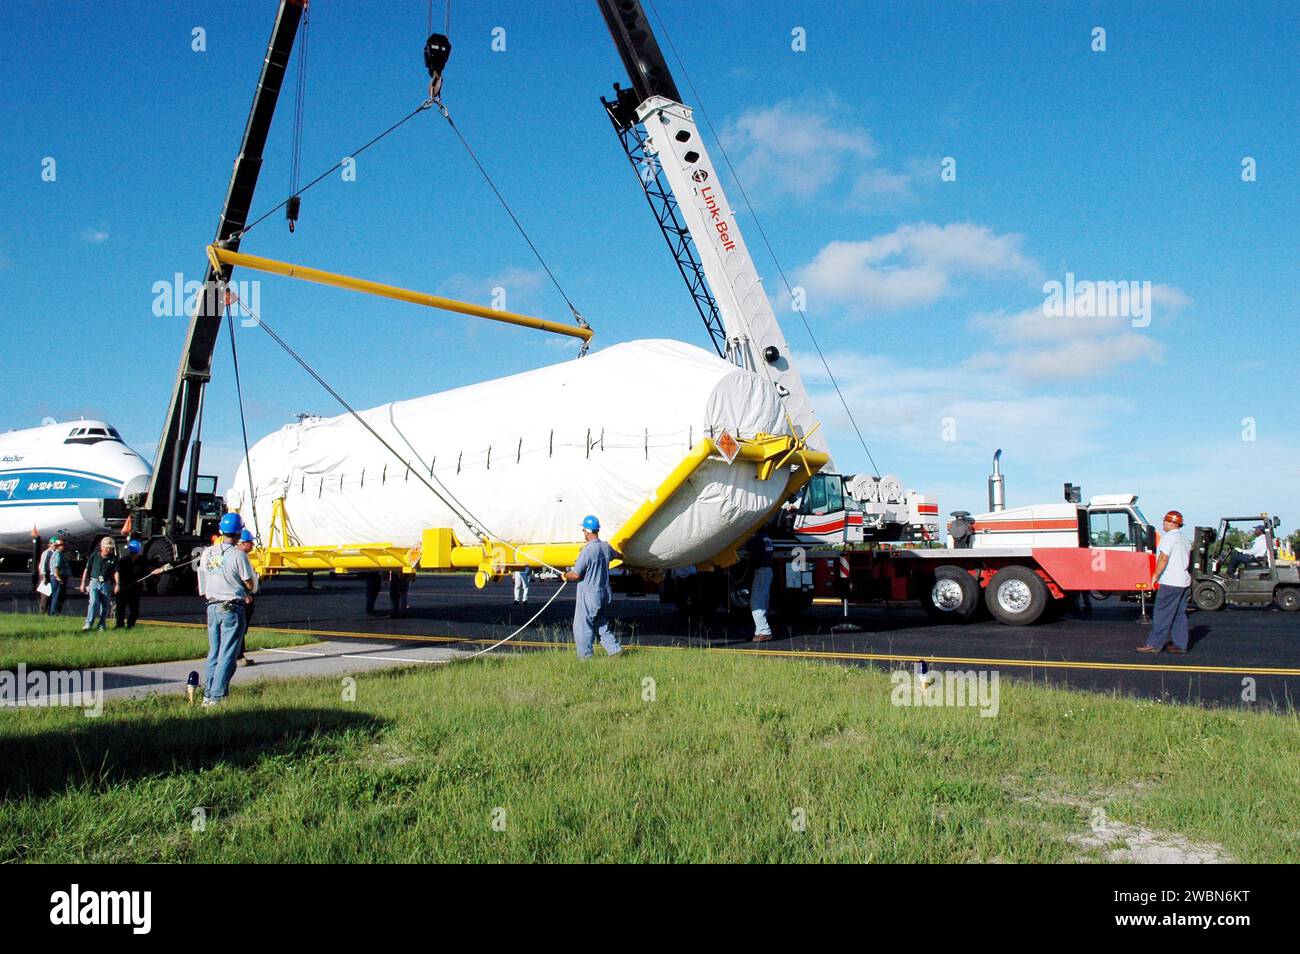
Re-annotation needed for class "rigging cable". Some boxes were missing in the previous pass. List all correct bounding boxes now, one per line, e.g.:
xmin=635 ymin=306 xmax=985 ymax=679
xmin=222 ymin=290 xmax=572 ymax=660
xmin=235 ymin=99 xmax=435 ymax=242
xmin=645 ymin=0 xmax=881 ymax=477
xmin=286 ymin=3 xmax=310 ymax=232
xmin=223 ymin=299 xmax=261 ymax=543
xmin=427 ymin=0 xmax=451 ymax=36
xmin=433 ymin=100 xmax=589 ymax=333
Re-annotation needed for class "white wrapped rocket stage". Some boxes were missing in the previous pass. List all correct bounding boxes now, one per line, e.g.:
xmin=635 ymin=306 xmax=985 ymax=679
xmin=225 ymin=339 xmax=824 ymax=572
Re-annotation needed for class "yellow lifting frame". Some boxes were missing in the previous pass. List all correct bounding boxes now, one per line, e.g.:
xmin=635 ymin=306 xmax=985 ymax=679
xmin=247 ymin=433 xmax=828 ymax=584
xmin=206 ymin=245 xmax=593 ymax=345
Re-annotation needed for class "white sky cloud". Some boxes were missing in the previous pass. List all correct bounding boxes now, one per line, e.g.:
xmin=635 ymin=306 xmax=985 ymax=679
xmin=80 ymin=228 xmax=109 ymax=243
xmin=966 ymin=284 xmax=1190 ymax=380
xmin=795 ymin=222 xmax=1036 ymax=314
xmin=722 ymin=100 xmax=878 ymax=198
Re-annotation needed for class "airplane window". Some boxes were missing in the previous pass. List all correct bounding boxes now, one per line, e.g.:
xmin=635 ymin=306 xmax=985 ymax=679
xmin=107 ymin=428 xmax=122 ymax=440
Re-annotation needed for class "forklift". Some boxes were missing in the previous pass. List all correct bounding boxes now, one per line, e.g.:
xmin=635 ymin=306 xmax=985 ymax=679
xmin=1190 ymin=514 xmax=1300 ymax=612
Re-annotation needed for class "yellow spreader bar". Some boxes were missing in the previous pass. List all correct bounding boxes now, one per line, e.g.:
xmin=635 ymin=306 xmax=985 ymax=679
xmin=137 ymin=621 xmax=1300 ymax=677
xmin=207 ymin=245 xmax=593 ymax=344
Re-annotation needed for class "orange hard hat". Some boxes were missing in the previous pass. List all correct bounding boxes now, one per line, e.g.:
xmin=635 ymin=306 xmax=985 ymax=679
xmin=1163 ymin=510 xmax=1184 ymax=527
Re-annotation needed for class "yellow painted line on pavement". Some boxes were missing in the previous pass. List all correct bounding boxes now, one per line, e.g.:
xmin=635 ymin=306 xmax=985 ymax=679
xmin=138 ymin=619 xmax=1300 ymax=677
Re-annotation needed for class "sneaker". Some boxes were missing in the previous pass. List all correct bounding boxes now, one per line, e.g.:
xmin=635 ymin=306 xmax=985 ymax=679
xmin=201 ymin=697 xmax=222 ymax=708
xmin=81 ymin=625 xmax=91 ymax=632
xmin=752 ymin=634 xmax=773 ymax=643
xmin=238 ymin=656 xmax=255 ymax=667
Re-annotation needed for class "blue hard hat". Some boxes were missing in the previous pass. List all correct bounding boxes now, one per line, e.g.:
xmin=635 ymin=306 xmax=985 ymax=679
xmin=581 ymin=515 xmax=600 ymax=532
xmin=219 ymin=512 xmax=244 ymax=535
xmin=240 ymin=529 xmax=255 ymax=543
xmin=127 ymin=539 xmax=142 ymax=554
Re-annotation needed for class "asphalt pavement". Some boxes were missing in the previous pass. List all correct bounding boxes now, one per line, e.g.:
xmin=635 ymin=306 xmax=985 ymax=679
xmin=3 ymin=571 xmax=1297 ymax=708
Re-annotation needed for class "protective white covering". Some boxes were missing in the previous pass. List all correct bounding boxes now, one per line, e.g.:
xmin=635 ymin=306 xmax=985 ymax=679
xmin=225 ymin=339 xmax=789 ymax=568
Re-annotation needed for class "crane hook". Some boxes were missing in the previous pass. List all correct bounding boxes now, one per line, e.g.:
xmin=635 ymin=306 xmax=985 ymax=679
xmin=424 ymin=33 xmax=452 ymax=99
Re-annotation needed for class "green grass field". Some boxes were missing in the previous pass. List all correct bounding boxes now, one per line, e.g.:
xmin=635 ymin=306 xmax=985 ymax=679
xmin=0 ymin=613 xmax=317 ymax=670
xmin=1 ymin=648 xmax=1295 ymax=863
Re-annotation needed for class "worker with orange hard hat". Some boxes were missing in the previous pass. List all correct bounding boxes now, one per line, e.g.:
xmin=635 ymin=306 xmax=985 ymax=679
xmin=1138 ymin=509 xmax=1191 ymax=654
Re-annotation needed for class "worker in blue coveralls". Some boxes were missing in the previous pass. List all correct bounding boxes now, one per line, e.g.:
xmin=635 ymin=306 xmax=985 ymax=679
xmin=561 ymin=515 xmax=624 ymax=658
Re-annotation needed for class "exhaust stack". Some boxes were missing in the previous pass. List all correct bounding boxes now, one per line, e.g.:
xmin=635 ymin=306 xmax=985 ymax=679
xmin=988 ymin=449 xmax=1006 ymax=513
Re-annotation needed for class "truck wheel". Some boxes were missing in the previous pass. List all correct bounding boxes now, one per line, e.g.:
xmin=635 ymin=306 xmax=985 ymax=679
xmin=1275 ymin=587 xmax=1300 ymax=612
xmin=1193 ymin=581 xmax=1226 ymax=612
xmin=922 ymin=565 xmax=980 ymax=623
xmin=985 ymin=566 xmax=1048 ymax=625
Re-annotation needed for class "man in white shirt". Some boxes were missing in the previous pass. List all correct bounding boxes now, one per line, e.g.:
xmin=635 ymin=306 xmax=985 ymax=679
xmin=1139 ymin=510 xmax=1191 ymax=654
xmin=1227 ymin=525 xmax=1269 ymax=577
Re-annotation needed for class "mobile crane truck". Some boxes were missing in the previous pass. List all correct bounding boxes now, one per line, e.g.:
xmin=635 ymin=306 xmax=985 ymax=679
xmin=598 ymin=0 xmax=1156 ymax=625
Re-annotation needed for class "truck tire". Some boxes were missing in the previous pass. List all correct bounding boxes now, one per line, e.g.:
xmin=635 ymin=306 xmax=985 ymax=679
xmin=922 ymin=565 xmax=980 ymax=623
xmin=1193 ymin=581 xmax=1226 ymax=612
xmin=1275 ymin=587 xmax=1300 ymax=612
xmin=985 ymin=566 xmax=1048 ymax=626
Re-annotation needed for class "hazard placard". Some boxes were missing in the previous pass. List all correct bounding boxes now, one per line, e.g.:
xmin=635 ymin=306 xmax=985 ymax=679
xmin=716 ymin=430 xmax=740 ymax=464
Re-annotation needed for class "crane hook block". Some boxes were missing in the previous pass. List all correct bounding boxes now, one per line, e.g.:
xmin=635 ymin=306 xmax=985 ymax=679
xmin=286 ymin=195 xmax=301 ymax=233
xmin=424 ymin=33 xmax=452 ymax=97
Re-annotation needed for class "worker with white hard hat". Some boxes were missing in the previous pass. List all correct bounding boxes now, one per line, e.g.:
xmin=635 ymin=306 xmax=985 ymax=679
xmin=561 ymin=515 xmax=624 ymax=658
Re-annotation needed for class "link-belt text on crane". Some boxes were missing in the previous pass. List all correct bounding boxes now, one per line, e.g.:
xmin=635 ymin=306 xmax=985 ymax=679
xmin=700 ymin=186 xmax=737 ymax=252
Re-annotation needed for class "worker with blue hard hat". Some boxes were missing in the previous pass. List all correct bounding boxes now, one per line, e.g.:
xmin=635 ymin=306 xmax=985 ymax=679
xmin=561 ymin=515 xmax=624 ymax=658
xmin=196 ymin=512 xmax=256 ymax=706
xmin=114 ymin=538 xmax=147 ymax=629
xmin=235 ymin=527 xmax=260 ymax=667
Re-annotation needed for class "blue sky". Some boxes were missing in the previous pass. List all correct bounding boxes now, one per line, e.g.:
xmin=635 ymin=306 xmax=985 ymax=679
xmin=1 ymin=0 xmax=1296 ymax=531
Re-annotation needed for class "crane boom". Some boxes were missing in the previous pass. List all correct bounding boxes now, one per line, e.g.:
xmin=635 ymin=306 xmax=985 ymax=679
xmin=599 ymin=0 xmax=943 ymax=543
xmin=144 ymin=0 xmax=305 ymax=537
xmin=597 ymin=0 xmax=830 ymax=463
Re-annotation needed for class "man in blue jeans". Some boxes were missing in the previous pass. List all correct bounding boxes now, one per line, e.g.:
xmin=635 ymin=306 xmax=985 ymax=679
xmin=747 ymin=529 xmax=775 ymax=643
xmin=80 ymin=537 xmax=118 ymax=631
xmin=1138 ymin=510 xmax=1192 ymax=654
xmin=561 ymin=515 xmax=623 ymax=659
xmin=197 ymin=513 xmax=256 ymax=707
